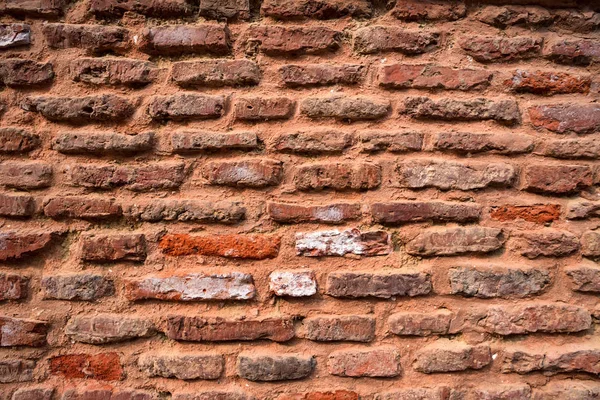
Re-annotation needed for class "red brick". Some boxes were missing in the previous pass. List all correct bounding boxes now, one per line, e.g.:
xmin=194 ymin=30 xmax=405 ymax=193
xmin=237 ymin=353 xmax=315 ymax=381
xmin=301 ymin=96 xmax=389 ymax=121
xmin=389 ymin=310 xmax=455 ymax=336
xmin=490 ymin=204 xmax=561 ymax=223
xmin=391 ymin=0 xmax=466 ymax=21
xmin=0 ymin=59 xmax=53 ymax=87
xmin=523 ymin=164 xmax=593 ymax=194
xmin=294 ymin=162 xmax=381 ymax=191
xmin=0 ymin=193 xmax=34 ymax=217
xmin=566 ymin=262 xmax=600 ymax=292
xmin=43 ymin=197 xmax=121 ymax=220
xmin=165 ymin=316 xmax=294 ymax=342
xmin=172 ymin=130 xmax=257 ymax=152
xmin=0 ymin=273 xmax=28 ymax=300
xmin=234 ymin=97 xmax=295 ymax=121
xmin=553 ymin=10 xmax=600 ymax=33
xmin=171 ymin=59 xmax=260 ymax=87
xmin=270 ymin=130 xmax=353 ymax=154
xmin=328 ymin=347 xmax=401 ymax=377
xmin=279 ymin=64 xmax=364 ymax=87
xmin=529 ymin=104 xmax=600 ymax=134
xmin=4 ymin=0 xmax=66 ymax=17
xmin=66 ymin=162 xmax=186 ymax=191
xmin=0 ymin=161 xmax=52 ymax=189
xmin=359 ymin=131 xmax=423 ymax=153
xmin=476 ymin=5 xmax=553 ymax=28
xmin=0 ymin=127 xmax=40 ymax=153
xmin=261 ymin=0 xmax=371 ymax=19
xmin=354 ymin=27 xmax=440 ymax=54
xmin=160 ymin=233 xmax=280 ymax=259
xmin=53 ymin=132 xmax=153 ymax=155
xmin=506 ymin=70 xmax=591 ymax=95
xmin=22 ymin=95 xmax=134 ymax=123
xmin=124 ymin=272 xmax=255 ymax=301
xmin=546 ymin=39 xmax=600 ymax=65
xmin=43 ymin=23 xmax=130 ymax=54
xmin=124 ymin=199 xmax=246 ymax=223
xmin=532 ymin=381 xmax=600 ymax=400
xmin=372 ymin=201 xmax=481 ymax=224
xmin=379 ymin=64 xmax=491 ymax=91
xmin=432 ymin=132 xmax=534 ymax=155
xmin=460 ymin=35 xmax=542 ymax=62
xmin=301 ymin=315 xmax=375 ymax=342
xmin=404 ymin=97 xmax=521 ymax=125
xmin=268 ymin=202 xmax=360 ymax=224
xmin=49 ymin=353 xmax=123 ymax=381
xmin=269 ymin=270 xmax=317 ymax=297
xmin=81 ymin=233 xmax=146 ymax=262
xmin=0 ymin=359 xmax=35 ymax=383
xmin=542 ymin=137 xmax=600 ymax=159
xmin=517 ymin=229 xmax=580 ymax=258
xmin=139 ymin=24 xmax=230 ymax=56
xmin=500 ymin=344 xmax=600 ymax=375
xmin=11 ymin=386 xmax=54 ymax=400
xmin=90 ymin=0 xmax=194 ymax=17
xmin=138 ymin=353 xmax=223 ymax=380
xmin=296 ymin=229 xmax=391 ymax=257
xmin=0 ymin=316 xmax=47 ymax=347
xmin=0 ymin=231 xmax=60 ymax=260
xmin=42 ymin=274 xmax=115 ymax=301
xmin=70 ymin=57 xmax=157 ymax=86
xmin=242 ymin=25 xmax=340 ymax=55
xmin=0 ymin=24 xmax=30 ymax=49
xmin=414 ymin=340 xmax=491 ymax=373
xmin=199 ymin=0 xmax=250 ymax=20
xmin=203 ymin=159 xmax=283 ymax=187
xmin=65 ymin=314 xmax=155 ymax=344
xmin=326 ymin=270 xmax=432 ymax=298
xmin=147 ymin=94 xmax=226 ymax=121
xmin=276 ymin=391 xmax=358 ymax=400
xmin=62 ymin=387 xmax=154 ymax=400
xmin=406 ymin=227 xmax=505 ymax=256
xmin=450 ymin=265 xmax=551 ymax=299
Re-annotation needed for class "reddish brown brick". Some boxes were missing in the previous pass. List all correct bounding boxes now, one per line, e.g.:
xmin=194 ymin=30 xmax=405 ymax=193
xmin=414 ymin=340 xmax=491 ymax=373
xmin=0 ymin=59 xmax=53 ymax=87
xmin=0 ymin=162 xmax=52 ymax=189
xmin=506 ymin=70 xmax=591 ymax=95
xmin=294 ymin=162 xmax=381 ymax=191
xmin=138 ymin=353 xmax=223 ymax=380
xmin=90 ymin=0 xmax=194 ymax=17
xmin=81 ymin=233 xmax=146 ymax=262
xmin=377 ymin=388 xmax=456 ymax=400
xmin=372 ymin=201 xmax=481 ymax=224
xmin=582 ymin=231 xmax=600 ymax=257
xmin=517 ymin=229 xmax=580 ymax=258
xmin=567 ymin=200 xmax=600 ymax=220
xmin=0 ymin=231 xmax=60 ymax=260
xmin=276 ymin=392 xmax=358 ymax=400
xmin=0 ymin=273 xmax=28 ymax=300
xmin=268 ymin=202 xmax=361 ymax=224
xmin=328 ymin=347 xmax=401 ymax=377
xmin=354 ymin=27 xmax=440 ymax=54
xmin=0 ymin=127 xmax=40 ymax=153
xmin=404 ymin=97 xmax=521 ymax=125
xmin=172 ymin=59 xmax=260 ymax=87
xmin=0 ymin=23 xmax=30 ymax=49
xmin=242 ymin=25 xmax=340 ymax=55
xmin=279 ymin=64 xmax=364 ymax=87
xmin=542 ymin=137 xmax=600 ymax=159
xmin=379 ymin=64 xmax=492 ymax=91
xmin=529 ymin=104 xmax=600 ymax=134
xmin=139 ymin=24 xmax=230 ymax=55
xmin=389 ymin=310 xmax=455 ymax=336
xmin=124 ymin=199 xmax=245 ymax=223
xmin=500 ymin=344 xmax=600 ymax=375
xmin=326 ymin=270 xmax=432 ymax=298
xmin=391 ymin=0 xmax=466 ymax=21
xmin=460 ymin=35 xmax=542 ymax=62
xmin=147 ymin=94 xmax=226 ymax=121
xmin=234 ymin=97 xmax=295 ymax=121
xmin=0 ymin=359 xmax=35 ymax=383
xmin=553 ymin=9 xmax=600 ymax=33
xmin=172 ymin=130 xmax=257 ymax=152
xmin=4 ymin=0 xmax=66 ymax=17
xmin=65 ymin=314 xmax=155 ymax=344
xmin=406 ymin=227 xmax=505 ymax=256
xmin=301 ymin=96 xmax=390 ymax=121
xmin=49 ymin=353 xmax=123 ymax=381
xmin=203 ymin=159 xmax=282 ymax=187
xmin=271 ymin=130 xmax=352 ymax=154
xmin=43 ymin=23 xmax=130 ymax=53
xmin=261 ymin=0 xmax=371 ymax=19
xmin=42 ymin=274 xmax=115 ymax=301
xmin=199 ymin=0 xmax=250 ymax=20
xmin=0 ymin=194 xmax=34 ymax=217
xmin=532 ymin=381 xmax=600 ymax=400
xmin=173 ymin=392 xmax=254 ymax=400
xmin=523 ymin=164 xmax=593 ymax=194
xmin=0 ymin=316 xmax=47 ymax=347
xmin=70 ymin=57 xmax=157 ymax=86
xmin=546 ymin=39 xmax=600 ymax=65
xmin=11 ymin=386 xmax=55 ymax=400
xmin=566 ymin=262 xmax=600 ymax=292
xmin=53 ymin=132 xmax=153 ymax=155
xmin=22 ymin=95 xmax=134 ymax=123
xmin=471 ymin=385 xmax=532 ymax=400
xmin=360 ymin=131 xmax=423 ymax=153
xmin=476 ymin=5 xmax=553 ymax=28
xmin=238 ymin=353 xmax=315 ymax=381
xmin=160 ymin=233 xmax=280 ymax=259
xmin=62 ymin=387 xmax=153 ymax=400
xmin=301 ymin=315 xmax=375 ymax=342
xmin=432 ymin=132 xmax=534 ymax=155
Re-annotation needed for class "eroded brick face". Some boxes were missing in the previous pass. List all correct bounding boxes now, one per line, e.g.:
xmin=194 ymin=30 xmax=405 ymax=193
xmin=2 ymin=1 xmax=599 ymax=398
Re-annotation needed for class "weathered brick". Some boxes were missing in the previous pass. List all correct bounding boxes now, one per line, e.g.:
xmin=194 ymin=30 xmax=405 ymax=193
xmin=42 ymin=274 xmax=115 ymax=301
xmin=203 ymin=159 xmax=282 ymax=187
xmin=172 ymin=130 xmax=257 ymax=152
xmin=461 ymin=36 xmax=542 ymax=62
xmin=376 ymin=388 xmax=456 ymax=400
xmin=234 ymin=97 xmax=295 ymax=121
xmin=360 ymin=131 xmax=423 ymax=153
xmin=477 ymin=303 xmax=591 ymax=335
xmin=280 ymin=64 xmax=364 ymax=87
xmin=139 ymin=25 xmax=230 ymax=56
xmin=294 ymin=162 xmax=381 ymax=191
xmin=389 ymin=310 xmax=454 ymax=336
xmin=237 ymin=353 xmax=315 ymax=381
xmin=173 ymin=392 xmax=254 ymax=400
xmin=296 ymin=229 xmax=391 ymax=257
xmin=379 ymin=64 xmax=491 ymax=91
xmin=471 ymin=385 xmax=532 ymax=400
xmin=261 ymin=0 xmax=371 ymax=19
xmin=0 ymin=24 xmax=30 ymax=49
xmin=450 ymin=265 xmax=551 ymax=298
xmin=517 ymin=229 xmax=580 ymax=258
xmin=490 ymin=204 xmax=561 ymax=223
xmin=269 ymin=270 xmax=317 ymax=297
xmin=0 ymin=162 xmax=52 ymax=189
xmin=268 ymin=202 xmax=360 ymax=224
xmin=70 ymin=58 xmax=157 ymax=86
xmin=0 ymin=194 xmax=34 ymax=217
xmin=523 ymin=164 xmax=593 ymax=194
xmin=432 ymin=132 xmax=534 ymax=155
xmin=49 ymin=353 xmax=123 ymax=381
xmin=66 ymin=162 xmax=186 ymax=191
xmin=23 ymin=95 xmax=134 ymax=123
xmin=0 ymin=359 xmax=35 ymax=383
xmin=506 ymin=70 xmax=591 ymax=95
xmin=582 ymin=231 xmax=600 ymax=257
xmin=147 ymin=94 xmax=226 ymax=121
xmin=4 ymin=0 xmax=66 ymax=17
xmin=566 ymin=262 xmax=600 ymax=292
xmin=529 ymin=104 xmax=600 ymax=134
xmin=301 ymin=96 xmax=389 ymax=121
xmin=0 ymin=59 xmax=53 ymax=87
xmin=242 ymin=26 xmax=340 ymax=55
xmin=404 ymin=97 xmax=520 ymax=125
xmin=301 ymin=315 xmax=375 ymax=342
xmin=476 ymin=5 xmax=553 ymax=28
xmin=391 ymin=0 xmax=466 ymax=21
xmin=354 ymin=27 xmax=440 ymax=55
xmin=553 ymin=10 xmax=600 ymax=33
xmin=542 ymin=137 xmax=600 ymax=159
xmin=567 ymin=200 xmax=600 ymax=220
xmin=44 ymin=196 xmax=121 ymax=220
xmin=43 ymin=23 xmax=129 ymax=53
xmin=0 ymin=273 xmax=28 ymax=300
xmin=160 ymin=233 xmax=280 ymax=259
xmin=53 ymin=132 xmax=153 ymax=155
xmin=414 ymin=340 xmax=491 ymax=373
xmin=124 ymin=200 xmax=245 ymax=223
xmin=276 ymin=392 xmax=358 ymax=400
xmin=0 ymin=127 xmax=40 ymax=153
xmin=500 ymin=344 xmax=600 ymax=375
xmin=328 ymin=348 xmax=401 ymax=377
xmin=165 ymin=316 xmax=294 ymax=342
xmin=61 ymin=387 xmax=154 ymax=400
xmin=532 ymin=381 xmax=600 ymax=400
xmin=546 ymin=39 xmax=600 ymax=65
xmin=0 ymin=231 xmax=60 ymax=260
xmin=372 ymin=201 xmax=481 ymax=225
xmin=172 ymin=59 xmax=260 ymax=87
xmin=125 ymin=272 xmax=255 ymax=301
xmin=326 ymin=270 xmax=432 ymax=298
xmin=0 ymin=316 xmax=47 ymax=347
xmin=138 ymin=353 xmax=223 ymax=380
xmin=406 ymin=227 xmax=505 ymax=256
xmin=270 ymin=130 xmax=353 ymax=154
xmin=199 ymin=0 xmax=250 ymax=20
xmin=65 ymin=314 xmax=155 ymax=344
xmin=81 ymin=233 xmax=146 ymax=262
xmin=90 ymin=0 xmax=194 ymax=17
xmin=11 ymin=387 xmax=54 ymax=400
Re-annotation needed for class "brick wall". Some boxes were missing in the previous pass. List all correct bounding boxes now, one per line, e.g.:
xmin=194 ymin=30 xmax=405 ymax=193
xmin=1 ymin=0 xmax=600 ymax=398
